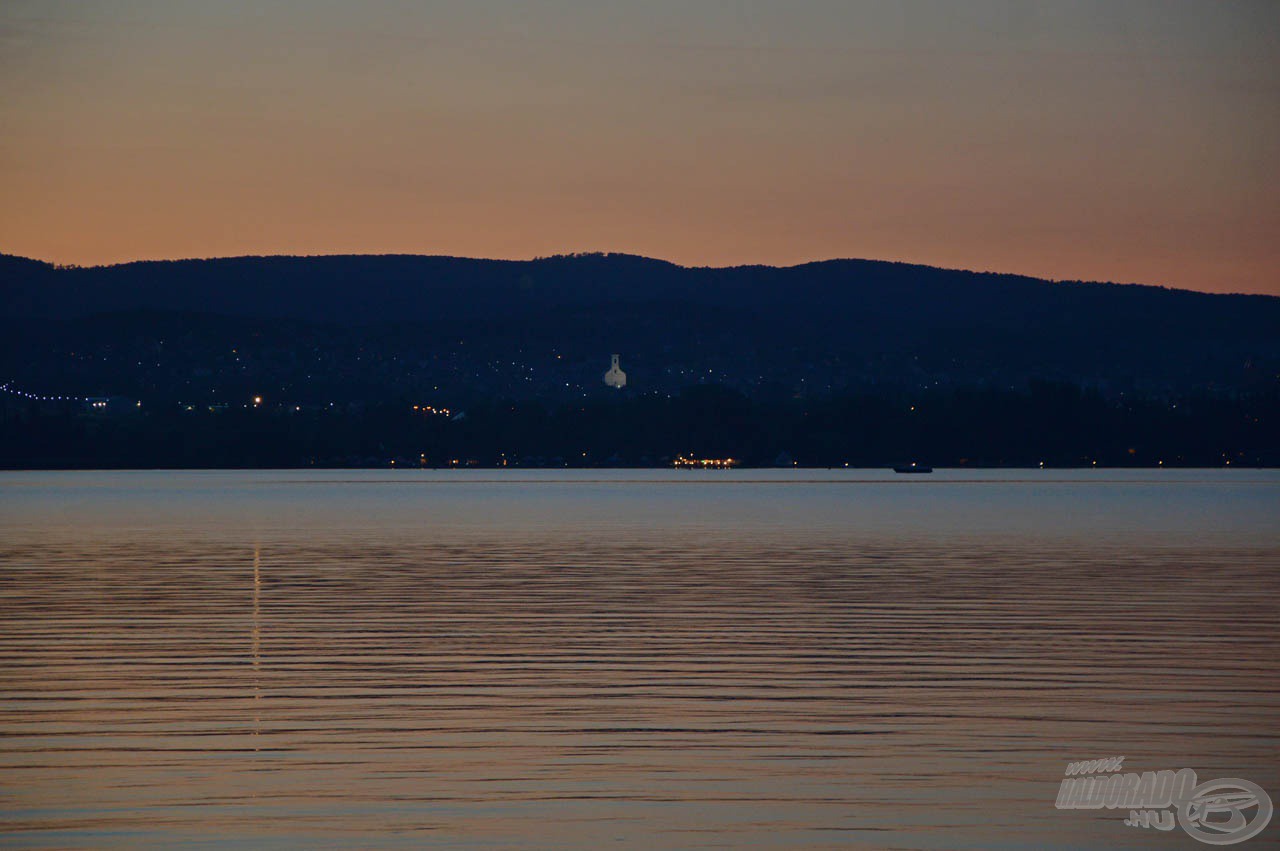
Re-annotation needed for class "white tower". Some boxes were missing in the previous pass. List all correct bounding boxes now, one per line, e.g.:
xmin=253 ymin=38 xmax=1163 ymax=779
xmin=604 ymin=354 xmax=627 ymax=388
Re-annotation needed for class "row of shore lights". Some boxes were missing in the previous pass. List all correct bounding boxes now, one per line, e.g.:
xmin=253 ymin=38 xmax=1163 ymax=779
xmin=673 ymin=455 xmax=739 ymax=468
xmin=0 ymin=382 xmax=83 ymax=402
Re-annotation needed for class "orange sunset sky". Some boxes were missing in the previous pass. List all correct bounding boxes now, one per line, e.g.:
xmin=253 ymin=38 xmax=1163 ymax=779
xmin=2 ymin=1 xmax=1277 ymax=294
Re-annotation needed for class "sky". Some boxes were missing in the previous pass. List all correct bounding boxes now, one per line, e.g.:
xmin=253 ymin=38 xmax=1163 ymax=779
xmin=1 ymin=1 xmax=1277 ymax=294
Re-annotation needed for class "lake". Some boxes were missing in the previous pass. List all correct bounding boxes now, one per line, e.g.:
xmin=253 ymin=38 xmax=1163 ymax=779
xmin=1 ymin=469 xmax=1277 ymax=848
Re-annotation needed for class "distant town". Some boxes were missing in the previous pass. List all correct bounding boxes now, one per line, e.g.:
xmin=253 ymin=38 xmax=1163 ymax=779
xmin=1 ymin=353 xmax=1273 ymax=469
xmin=2 ymin=252 xmax=1276 ymax=469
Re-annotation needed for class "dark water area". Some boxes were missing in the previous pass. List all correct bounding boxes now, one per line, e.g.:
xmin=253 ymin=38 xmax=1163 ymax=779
xmin=2 ymin=470 xmax=1277 ymax=848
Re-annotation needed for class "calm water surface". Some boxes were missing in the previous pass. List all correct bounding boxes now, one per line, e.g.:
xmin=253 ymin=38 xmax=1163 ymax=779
xmin=2 ymin=470 xmax=1278 ymax=849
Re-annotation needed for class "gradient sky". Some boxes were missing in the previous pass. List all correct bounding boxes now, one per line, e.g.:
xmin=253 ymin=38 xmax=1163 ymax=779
xmin=2 ymin=1 xmax=1277 ymax=293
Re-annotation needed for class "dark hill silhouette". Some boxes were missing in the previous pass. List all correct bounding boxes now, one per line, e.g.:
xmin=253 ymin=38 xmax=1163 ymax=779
xmin=2 ymin=251 xmax=1277 ymax=400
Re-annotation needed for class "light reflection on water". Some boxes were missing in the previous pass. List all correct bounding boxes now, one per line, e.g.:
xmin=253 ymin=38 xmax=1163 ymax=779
xmin=1 ymin=470 xmax=1277 ymax=849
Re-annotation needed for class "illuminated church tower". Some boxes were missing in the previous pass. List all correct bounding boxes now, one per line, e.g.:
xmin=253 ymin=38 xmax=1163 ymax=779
xmin=603 ymin=354 xmax=627 ymax=388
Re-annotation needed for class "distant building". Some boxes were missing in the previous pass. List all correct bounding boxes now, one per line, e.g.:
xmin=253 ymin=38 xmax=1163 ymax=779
xmin=82 ymin=396 xmax=139 ymax=416
xmin=604 ymin=354 xmax=626 ymax=388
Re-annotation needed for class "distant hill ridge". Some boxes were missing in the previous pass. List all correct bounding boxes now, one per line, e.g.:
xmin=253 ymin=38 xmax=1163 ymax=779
xmin=3 ymin=251 xmax=1277 ymax=397
xmin=3 ymin=250 xmax=1274 ymax=323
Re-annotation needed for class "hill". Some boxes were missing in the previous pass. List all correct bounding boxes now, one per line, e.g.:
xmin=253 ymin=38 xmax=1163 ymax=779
xmin=2 ymin=251 xmax=1278 ymax=402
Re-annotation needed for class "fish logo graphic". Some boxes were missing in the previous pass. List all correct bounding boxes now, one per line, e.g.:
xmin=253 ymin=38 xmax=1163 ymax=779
xmin=1178 ymin=778 xmax=1273 ymax=845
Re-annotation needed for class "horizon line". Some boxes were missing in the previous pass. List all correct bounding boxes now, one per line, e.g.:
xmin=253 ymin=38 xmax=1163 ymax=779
xmin=8 ymin=248 xmax=1272 ymax=299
